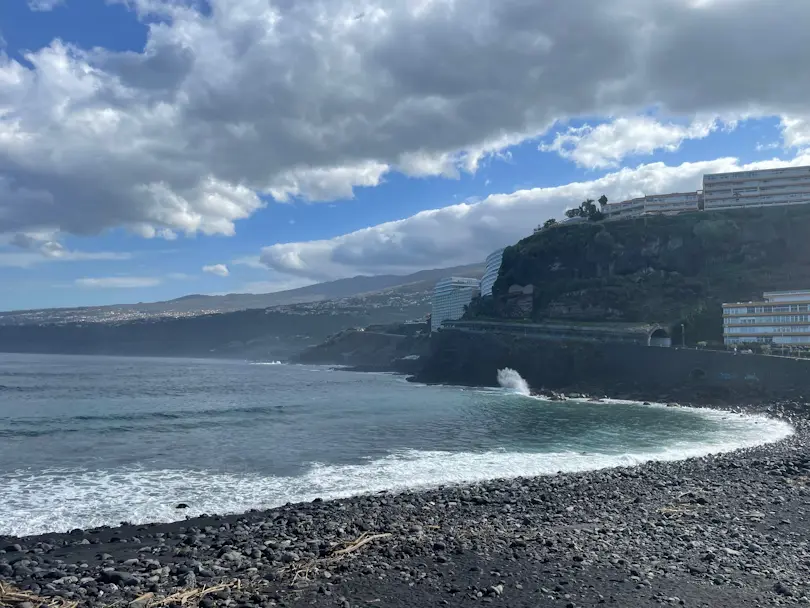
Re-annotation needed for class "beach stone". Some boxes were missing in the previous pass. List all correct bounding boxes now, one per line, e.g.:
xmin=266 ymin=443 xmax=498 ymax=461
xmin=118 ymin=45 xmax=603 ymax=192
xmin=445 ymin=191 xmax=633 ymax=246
xmin=100 ymin=571 xmax=138 ymax=586
xmin=220 ymin=551 xmax=244 ymax=563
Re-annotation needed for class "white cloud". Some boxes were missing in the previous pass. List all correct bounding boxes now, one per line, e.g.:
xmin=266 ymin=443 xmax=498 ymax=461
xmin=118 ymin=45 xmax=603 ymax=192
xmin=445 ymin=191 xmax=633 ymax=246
xmin=75 ymin=276 xmax=161 ymax=288
xmin=2 ymin=0 xmax=810 ymax=239
xmin=781 ymin=116 xmax=810 ymax=150
xmin=0 ymin=231 xmax=132 ymax=267
xmin=231 ymin=255 xmax=265 ymax=269
xmin=540 ymin=116 xmax=720 ymax=169
xmin=202 ymin=263 xmax=229 ymax=277
xmin=0 ymin=250 xmax=130 ymax=268
xmin=261 ymin=152 xmax=810 ymax=281
xmin=27 ymin=0 xmax=64 ymax=11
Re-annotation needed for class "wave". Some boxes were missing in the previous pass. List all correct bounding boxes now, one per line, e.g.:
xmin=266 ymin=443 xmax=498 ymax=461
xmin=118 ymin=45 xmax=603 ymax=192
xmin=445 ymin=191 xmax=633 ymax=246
xmin=496 ymin=368 xmax=531 ymax=396
xmin=249 ymin=361 xmax=284 ymax=366
xmin=0 ymin=409 xmax=792 ymax=536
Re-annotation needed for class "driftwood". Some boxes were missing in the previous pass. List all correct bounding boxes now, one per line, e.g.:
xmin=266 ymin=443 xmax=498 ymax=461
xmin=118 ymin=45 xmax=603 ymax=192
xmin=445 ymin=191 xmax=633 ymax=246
xmin=284 ymin=531 xmax=394 ymax=585
xmin=0 ymin=582 xmax=79 ymax=608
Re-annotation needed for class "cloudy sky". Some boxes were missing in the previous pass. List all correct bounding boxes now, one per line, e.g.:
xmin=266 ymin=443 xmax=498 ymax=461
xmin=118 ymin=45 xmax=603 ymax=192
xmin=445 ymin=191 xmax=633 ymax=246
xmin=1 ymin=0 xmax=809 ymax=311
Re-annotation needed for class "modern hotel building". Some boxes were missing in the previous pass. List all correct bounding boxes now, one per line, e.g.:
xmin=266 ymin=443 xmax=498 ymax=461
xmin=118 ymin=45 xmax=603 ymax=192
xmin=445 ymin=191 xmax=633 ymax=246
xmin=604 ymin=192 xmax=702 ymax=220
xmin=479 ymin=248 xmax=505 ymax=297
xmin=430 ymin=277 xmax=480 ymax=332
xmin=723 ymin=290 xmax=810 ymax=346
xmin=703 ymin=165 xmax=810 ymax=211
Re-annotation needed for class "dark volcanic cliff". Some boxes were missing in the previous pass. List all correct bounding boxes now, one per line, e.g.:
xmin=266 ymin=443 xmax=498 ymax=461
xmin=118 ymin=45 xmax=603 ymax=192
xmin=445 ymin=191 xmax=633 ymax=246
xmin=471 ymin=205 xmax=810 ymax=343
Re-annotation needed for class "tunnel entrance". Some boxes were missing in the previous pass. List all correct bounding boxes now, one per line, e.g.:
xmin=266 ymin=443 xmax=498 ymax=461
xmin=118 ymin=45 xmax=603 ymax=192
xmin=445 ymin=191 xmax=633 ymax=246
xmin=649 ymin=328 xmax=672 ymax=347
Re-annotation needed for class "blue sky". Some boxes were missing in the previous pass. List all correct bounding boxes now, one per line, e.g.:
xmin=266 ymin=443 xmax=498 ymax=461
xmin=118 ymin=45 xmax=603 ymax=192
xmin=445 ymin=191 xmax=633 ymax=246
xmin=1 ymin=0 xmax=809 ymax=311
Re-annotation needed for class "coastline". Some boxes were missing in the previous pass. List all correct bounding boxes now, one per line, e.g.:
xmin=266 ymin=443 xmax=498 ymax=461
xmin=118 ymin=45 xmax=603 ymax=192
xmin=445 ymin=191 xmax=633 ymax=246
xmin=1 ymin=397 xmax=808 ymax=607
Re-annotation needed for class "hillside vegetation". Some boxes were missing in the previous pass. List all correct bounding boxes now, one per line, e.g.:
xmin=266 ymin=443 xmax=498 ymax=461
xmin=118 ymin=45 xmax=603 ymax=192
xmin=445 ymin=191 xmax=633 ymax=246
xmin=481 ymin=205 xmax=810 ymax=342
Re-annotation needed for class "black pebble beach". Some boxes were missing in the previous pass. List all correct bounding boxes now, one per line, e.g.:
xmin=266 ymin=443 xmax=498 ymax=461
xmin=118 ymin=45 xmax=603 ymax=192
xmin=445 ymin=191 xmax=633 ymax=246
xmin=2 ymin=399 xmax=809 ymax=607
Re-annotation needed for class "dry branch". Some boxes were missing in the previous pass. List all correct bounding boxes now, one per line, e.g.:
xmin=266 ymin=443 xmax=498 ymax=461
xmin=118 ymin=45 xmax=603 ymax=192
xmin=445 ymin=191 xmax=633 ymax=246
xmin=151 ymin=580 xmax=240 ymax=607
xmin=331 ymin=533 xmax=392 ymax=557
xmin=0 ymin=582 xmax=79 ymax=608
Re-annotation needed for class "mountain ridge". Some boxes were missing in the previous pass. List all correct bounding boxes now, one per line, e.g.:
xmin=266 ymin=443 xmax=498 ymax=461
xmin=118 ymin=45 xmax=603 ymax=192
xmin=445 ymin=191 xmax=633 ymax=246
xmin=0 ymin=263 xmax=485 ymax=325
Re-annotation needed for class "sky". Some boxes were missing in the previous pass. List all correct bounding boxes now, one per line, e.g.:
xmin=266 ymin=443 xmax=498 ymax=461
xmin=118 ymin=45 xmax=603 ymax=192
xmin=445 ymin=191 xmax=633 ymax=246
xmin=1 ymin=0 xmax=809 ymax=311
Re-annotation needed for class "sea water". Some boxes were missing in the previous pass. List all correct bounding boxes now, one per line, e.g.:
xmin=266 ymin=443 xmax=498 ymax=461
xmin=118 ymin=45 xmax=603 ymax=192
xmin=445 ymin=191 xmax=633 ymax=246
xmin=0 ymin=353 xmax=792 ymax=536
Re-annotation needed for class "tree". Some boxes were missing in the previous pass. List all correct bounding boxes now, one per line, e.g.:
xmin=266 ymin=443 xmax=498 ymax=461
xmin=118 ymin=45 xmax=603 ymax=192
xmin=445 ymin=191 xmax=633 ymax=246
xmin=581 ymin=198 xmax=597 ymax=217
xmin=598 ymin=195 xmax=608 ymax=207
xmin=534 ymin=218 xmax=558 ymax=233
xmin=564 ymin=197 xmax=607 ymax=222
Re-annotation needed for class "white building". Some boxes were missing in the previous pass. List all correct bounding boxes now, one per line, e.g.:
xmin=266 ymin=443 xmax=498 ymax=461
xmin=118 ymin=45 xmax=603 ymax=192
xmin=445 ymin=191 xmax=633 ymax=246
xmin=604 ymin=192 xmax=702 ymax=220
xmin=723 ymin=290 xmax=810 ymax=346
xmin=703 ymin=165 xmax=810 ymax=211
xmin=431 ymin=277 xmax=480 ymax=332
xmin=479 ymin=248 xmax=505 ymax=297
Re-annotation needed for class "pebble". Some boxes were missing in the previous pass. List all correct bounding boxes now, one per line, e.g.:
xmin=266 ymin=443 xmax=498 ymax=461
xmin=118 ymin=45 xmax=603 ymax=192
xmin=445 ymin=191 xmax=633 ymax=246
xmin=0 ymin=398 xmax=808 ymax=608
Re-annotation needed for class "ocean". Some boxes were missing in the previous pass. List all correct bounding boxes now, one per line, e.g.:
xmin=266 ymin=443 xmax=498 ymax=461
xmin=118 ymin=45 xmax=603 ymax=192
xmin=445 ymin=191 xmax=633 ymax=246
xmin=0 ymin=353 xmax=792 ymax=537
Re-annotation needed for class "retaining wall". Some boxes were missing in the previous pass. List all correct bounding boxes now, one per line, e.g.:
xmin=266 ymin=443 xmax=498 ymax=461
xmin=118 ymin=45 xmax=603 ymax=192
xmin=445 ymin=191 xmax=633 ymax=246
xmin=416 ymin=329 xmax=810 ymax=402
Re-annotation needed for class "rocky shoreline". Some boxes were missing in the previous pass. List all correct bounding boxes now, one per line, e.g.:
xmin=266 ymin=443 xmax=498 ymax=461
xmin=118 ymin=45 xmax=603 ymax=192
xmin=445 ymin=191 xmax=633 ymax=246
xmin=2 ymin=398 xmax=810 ymax=607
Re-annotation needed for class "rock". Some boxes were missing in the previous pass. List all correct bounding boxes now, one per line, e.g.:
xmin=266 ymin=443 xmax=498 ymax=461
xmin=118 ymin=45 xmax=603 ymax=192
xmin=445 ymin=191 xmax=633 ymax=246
xmin=774 ymin=582 xmax=794 ymax=597
xmin=100 ymin=571 xmax=139 ymax=587
xmin=220 ymin=551 xmax=244 ymax=563
xmin=4 ymin=544 xmax=22 ymax=553
xmin=175 ymin=504 xmax=189 ymax=509
xmin=183 ymin=572 xmax=196 ymax=589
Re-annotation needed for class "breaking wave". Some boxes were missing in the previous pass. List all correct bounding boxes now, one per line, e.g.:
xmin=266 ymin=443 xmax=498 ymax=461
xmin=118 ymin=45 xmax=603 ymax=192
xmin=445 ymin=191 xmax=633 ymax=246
xmin=497 ymin=368 xmax=531 ymax=396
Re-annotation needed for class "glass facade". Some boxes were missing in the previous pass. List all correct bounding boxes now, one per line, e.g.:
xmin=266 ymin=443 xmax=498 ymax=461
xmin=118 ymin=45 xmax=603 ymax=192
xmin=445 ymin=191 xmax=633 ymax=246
xmin=430 ymin=277 xmax=480 ymax=332
xmin=479 ymin=248 xmax=505 ymax=297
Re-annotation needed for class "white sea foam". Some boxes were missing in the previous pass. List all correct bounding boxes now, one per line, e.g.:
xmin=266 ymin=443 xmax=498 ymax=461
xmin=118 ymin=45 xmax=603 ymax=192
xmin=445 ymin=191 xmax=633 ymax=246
xmin=497 ymin=368 xmax=531 ymax=396
xmin=0 ymin=409 xmax=792 ymax=537
xmin=249 ymin=361 xmax=284 ymax=366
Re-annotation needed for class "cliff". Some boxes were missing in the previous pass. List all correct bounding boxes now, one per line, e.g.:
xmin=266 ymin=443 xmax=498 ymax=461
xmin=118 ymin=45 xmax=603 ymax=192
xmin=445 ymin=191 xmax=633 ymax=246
xmin=472 ymin=205 xmax=810 ymax=343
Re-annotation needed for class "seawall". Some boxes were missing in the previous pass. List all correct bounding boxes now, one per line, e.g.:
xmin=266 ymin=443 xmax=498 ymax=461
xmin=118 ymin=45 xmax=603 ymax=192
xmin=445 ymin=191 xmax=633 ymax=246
xmin=416 ymin=329 xmax=810 ymax=402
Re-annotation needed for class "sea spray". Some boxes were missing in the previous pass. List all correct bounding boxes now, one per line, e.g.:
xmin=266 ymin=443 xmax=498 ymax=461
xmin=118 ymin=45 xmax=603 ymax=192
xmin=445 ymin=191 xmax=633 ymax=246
xmin=497 ymin=368 xmax=531 ymax=396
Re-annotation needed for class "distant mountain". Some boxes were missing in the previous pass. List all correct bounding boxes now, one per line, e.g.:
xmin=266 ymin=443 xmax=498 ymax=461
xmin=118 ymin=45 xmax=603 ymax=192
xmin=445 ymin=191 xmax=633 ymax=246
xmin=0 ymin=263 xmax=485 ymax=325
xmin=155 ymin=263 xmax=486 ymax=313
xmin=0 ymin=263 xmax=485 ymax=359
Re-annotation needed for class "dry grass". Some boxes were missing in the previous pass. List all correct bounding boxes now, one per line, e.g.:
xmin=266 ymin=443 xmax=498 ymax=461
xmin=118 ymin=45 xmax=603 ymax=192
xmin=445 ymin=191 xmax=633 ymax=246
xmin=657 ymin=504 xmax=698 ymax=516
xmin=0 ymin=580 xmax=244 ymax=608
xmin=147 ymin=579 xmax=240 ymax=607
